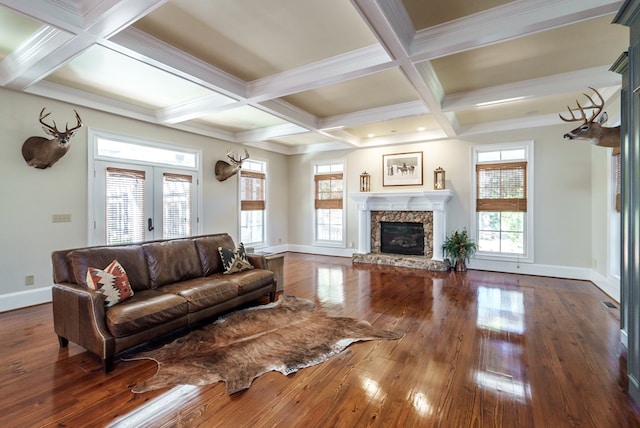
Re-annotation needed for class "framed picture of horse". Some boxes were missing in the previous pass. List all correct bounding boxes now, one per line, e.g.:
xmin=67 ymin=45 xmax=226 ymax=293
xmin=382 ymin=151 xmax=423 ymax=187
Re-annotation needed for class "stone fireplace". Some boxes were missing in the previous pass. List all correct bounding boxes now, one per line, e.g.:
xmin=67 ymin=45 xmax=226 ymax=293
xmin=349 ymin=191 xmax=453 ymax=270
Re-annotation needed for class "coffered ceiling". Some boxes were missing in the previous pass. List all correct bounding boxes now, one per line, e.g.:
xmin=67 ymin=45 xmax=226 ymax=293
xmin=0 ymin=0 xmax=628 ymax=154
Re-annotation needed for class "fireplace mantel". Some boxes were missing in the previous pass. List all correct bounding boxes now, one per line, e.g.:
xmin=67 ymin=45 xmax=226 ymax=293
xmin=349 ymin=190 xmax=453 ymax=261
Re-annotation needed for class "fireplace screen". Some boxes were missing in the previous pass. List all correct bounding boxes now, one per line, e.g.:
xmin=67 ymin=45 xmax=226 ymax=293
xmin=380 ymin=221 xmax=425 ymax=255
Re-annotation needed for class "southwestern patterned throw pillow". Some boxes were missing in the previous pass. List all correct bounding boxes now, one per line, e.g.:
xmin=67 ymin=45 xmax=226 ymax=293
xmin=86 ymin=260 xmax=134 ymax=307
xmin=218 ymin=242 xmax=254 ymax=274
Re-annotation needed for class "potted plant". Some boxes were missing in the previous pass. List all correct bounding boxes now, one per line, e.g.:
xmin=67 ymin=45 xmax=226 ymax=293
xmin=442 ymin=228 xmax=477 ymax=271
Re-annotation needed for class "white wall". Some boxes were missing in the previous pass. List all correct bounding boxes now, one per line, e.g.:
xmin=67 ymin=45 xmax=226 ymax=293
xmin=288 ymin=124 xmax=618 ymax=299
xmin=0 ymin=85 xmax=619 ymax=310
xmin=0 ymin=87 xmax=288 ymax=310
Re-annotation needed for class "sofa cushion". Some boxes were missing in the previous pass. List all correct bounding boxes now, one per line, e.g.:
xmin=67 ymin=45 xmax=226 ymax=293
xmin=229 ymin=269 xmax=274 ymax=295
xmin=105 ymin=290 xmax=188 ymax=338
xmin=68 ymin=245 xmax=150 ymax=291
xmin=86 ymin=260 xmax=134 ymax=307
xmin=143 ymin=239 xmax=202 ymax=288
xmin=219 ymin=243 xmax=254 ymax=274
xmin=159 ymin=275 xmax=238 ymax=312
xmin=194 ymin=234 xmax=235 ymax=276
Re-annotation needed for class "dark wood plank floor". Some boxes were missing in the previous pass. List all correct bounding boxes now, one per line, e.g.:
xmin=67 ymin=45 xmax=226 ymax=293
xmin=1 ymin=253 xmax=639 ymax=427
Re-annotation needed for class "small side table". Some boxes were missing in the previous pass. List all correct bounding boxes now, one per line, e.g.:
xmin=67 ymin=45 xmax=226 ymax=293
xmin=265 ymin=253 xmax=285 ymax=292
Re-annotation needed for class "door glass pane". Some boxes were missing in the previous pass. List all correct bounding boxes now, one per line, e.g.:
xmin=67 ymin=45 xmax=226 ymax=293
xmin=106 ymin=168 xmax=145 ymax=244
xmin=163 ymin=173 xmax=192 ymax=239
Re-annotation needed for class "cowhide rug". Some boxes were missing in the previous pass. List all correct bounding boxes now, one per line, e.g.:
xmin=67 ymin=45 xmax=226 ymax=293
xmin=126 ymin=295 xmax=401 ymax=394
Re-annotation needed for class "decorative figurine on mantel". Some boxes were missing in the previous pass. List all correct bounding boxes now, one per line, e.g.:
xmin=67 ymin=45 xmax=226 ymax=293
xmin=434 ymin=167 xmax=445 ymax=190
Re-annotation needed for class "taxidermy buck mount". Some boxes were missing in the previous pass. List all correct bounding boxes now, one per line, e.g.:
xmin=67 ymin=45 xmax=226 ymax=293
xmin=559 ymin=87 xmax=620 ymax=150
xmin=22 ymin=108 xmax=83 ymax=169
xmin=215 ymin=148 xmax=250 ymax=181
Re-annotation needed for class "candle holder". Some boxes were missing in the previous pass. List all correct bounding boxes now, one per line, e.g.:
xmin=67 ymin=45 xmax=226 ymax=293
xmin=360 ymin=171 xmax=371 ymax=192
xmin=434 ymin=167 xmax=445 ymax=190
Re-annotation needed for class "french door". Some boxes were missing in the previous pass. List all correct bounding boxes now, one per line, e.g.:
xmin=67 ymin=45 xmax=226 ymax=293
xmin=92 ymin=161 xmax=198 ymax=245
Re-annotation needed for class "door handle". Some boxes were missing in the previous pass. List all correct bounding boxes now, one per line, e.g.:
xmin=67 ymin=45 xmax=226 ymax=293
xmin=148 ymin=218 xmax=154 ymax=231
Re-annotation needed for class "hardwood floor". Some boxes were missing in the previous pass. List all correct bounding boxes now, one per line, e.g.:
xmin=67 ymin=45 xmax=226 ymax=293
xmin=1 ymin=252 xmax=639 ymax=427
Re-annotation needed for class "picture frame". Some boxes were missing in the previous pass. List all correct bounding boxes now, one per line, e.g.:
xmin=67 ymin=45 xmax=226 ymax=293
xmin=382 ymin=152 xmax=423 ymax=187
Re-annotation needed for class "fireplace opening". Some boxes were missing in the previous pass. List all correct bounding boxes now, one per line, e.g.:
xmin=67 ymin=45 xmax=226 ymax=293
xmin=380 ymin=221 xmax=425 ymax=256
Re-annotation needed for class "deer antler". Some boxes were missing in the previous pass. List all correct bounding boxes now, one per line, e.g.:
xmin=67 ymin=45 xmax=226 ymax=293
xmin=66 ymin=109 xmax=83 ymax=133
xmin=226 ymin=148 xmax=250 ymax=165
xmin=39 ymin=108 xmax=60 ymax=134
xmin=559 ymin=87 xmax=604 ymax=123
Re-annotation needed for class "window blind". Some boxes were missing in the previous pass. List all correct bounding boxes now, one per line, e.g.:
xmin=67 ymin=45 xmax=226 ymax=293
xmin=105 ymin=167 xmax=146 ymax=245
xmin=476 ymin=162 xmax=527 ymax=212
xmin=315 ymin=173 xmax=343 ymax=209
xmin=241 ymin=170 xmax=265 ymax=211
xmin=163 ymin=173 xmax=192 ymax=239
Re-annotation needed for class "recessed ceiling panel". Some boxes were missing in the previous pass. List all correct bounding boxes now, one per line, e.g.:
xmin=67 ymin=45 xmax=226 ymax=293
xmin=432 ymin=15 xmax=628 ymax=94
xmin=346 ymin=115 xmax=438 ymax=139
xmin=46 ymin=45 xmax=214 ymax=109
xmin=198 ymin=105 xmax=290 ymax=132
xmin=133 ymin=0 xmax=378 ymax=81
xmin=0 ymin=6 xmax=43 ymax=59
xmin=403 ymin=0 xmax=515 ymax=30
xmin=456 ymin=91 xmax=612 ymax=126
xmin=283 ymin=69 xmax=419 ymax=118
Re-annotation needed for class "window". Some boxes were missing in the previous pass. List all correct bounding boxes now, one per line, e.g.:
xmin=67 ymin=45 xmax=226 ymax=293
xmin=314 ymin=162 xmax=345 ymax=245
xmin=89 ymin=130 xmax=201 ymax=245
xmin=240 ymin=160 xmax=266 ymax=245
xmin=473 ymin=143 xmax=533 ymax=261
xmin=105 ymin=167 xmax=146 ymax=245
xmin=163 ymin=173 xmax=193 ymax=239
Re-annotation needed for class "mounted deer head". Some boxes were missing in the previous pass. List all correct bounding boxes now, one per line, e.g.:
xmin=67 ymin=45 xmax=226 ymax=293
xmin=559 ymin=87 xmax=620 ymax=149
xmin=215 ymin=148 xmax=250 ymax=181
xmin=21 ymin=108 xmax=83 ymax=169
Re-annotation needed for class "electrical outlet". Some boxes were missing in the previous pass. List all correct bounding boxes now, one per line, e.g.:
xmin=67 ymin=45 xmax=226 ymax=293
xmin=25 ymin=275 xmax=34 ymax=286
xmin=52 ymin=214 xmax=71 ymax=223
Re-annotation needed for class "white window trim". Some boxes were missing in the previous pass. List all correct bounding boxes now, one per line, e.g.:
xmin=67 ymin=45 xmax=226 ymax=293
xmin=470 ymin=140 xmax=534 ymax=264
xmin=312 ymin=159 xmax=347 ymax=248
xmin=87 ymin=128 xmax=203 ymax=245
xmin=238 ymin=158 xmax=267 ymax=248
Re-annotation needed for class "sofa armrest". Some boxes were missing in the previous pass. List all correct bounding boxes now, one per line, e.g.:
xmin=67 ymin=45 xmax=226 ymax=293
xmin=52 ymin=283 xmax=115 ymax=361
xmin=246 ymin=253 xmax=268 ymax=270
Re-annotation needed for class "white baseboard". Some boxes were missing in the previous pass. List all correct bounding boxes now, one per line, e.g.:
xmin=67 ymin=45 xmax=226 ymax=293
xmin=0 ymin=286 xmax=52 ymax=313
xmin=589 ymin=270 xmax=620 ymax=302
xmin=286 ymin=244 xmax=355 ymax=258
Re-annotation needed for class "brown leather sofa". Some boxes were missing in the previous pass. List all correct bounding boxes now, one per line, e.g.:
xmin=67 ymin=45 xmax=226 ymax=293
xmin=51 ymin=233 xmax=276 ymax=372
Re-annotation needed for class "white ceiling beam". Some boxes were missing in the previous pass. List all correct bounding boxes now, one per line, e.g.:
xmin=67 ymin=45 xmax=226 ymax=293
xmin=156 ymin=93 xmax=239 ymax=124
xmin=0 ymin=26 xmax=73 ymax=87
xmin=351 ymin=0 xmax=458 ymax=137
xmin=236 ymin=123 xmax=310 ymax=143
xmin=107 ymin=28 xmax=247 ymax=99
xmin=319 ymin=100 xmax=428 ymax=130
xmin=248 ymin=44 xmax=394 ymax=101
xmin=410 ymin=0 xmax=624 ymax=62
